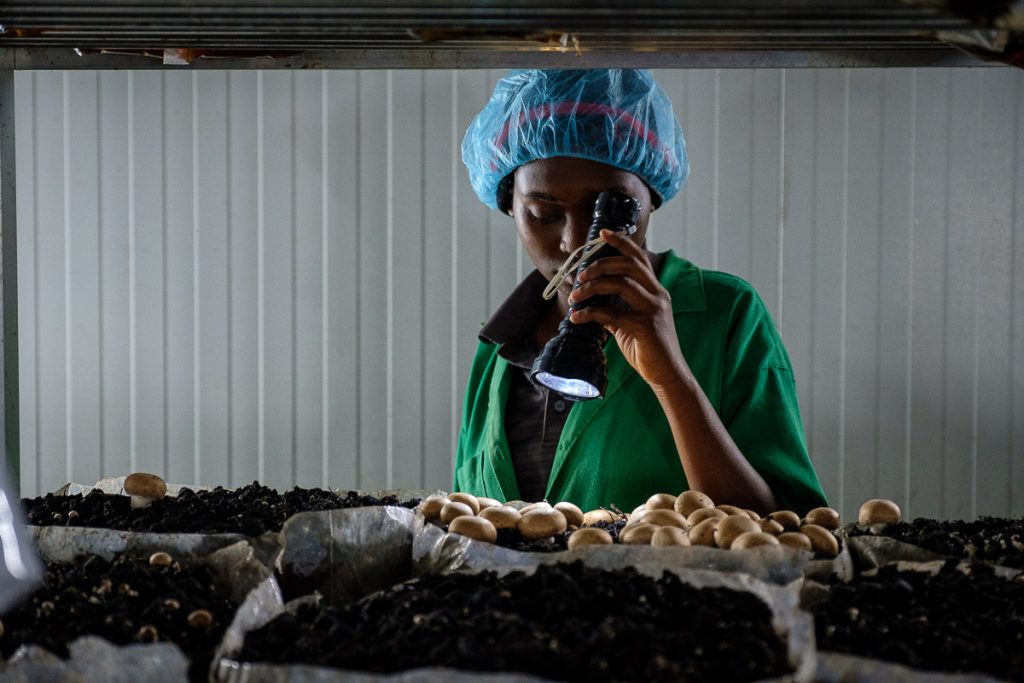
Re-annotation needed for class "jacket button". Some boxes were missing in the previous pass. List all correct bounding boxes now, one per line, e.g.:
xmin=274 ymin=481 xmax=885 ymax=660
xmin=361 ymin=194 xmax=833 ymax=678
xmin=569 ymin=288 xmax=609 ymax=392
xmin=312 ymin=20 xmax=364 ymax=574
xmin=552 ymin=399 xmax=567 ymax=413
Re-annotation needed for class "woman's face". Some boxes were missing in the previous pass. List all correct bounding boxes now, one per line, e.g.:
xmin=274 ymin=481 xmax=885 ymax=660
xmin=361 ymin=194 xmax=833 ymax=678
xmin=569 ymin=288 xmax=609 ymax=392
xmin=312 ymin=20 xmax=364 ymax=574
xmin=511 ymin=157 xmax=653 ymax=300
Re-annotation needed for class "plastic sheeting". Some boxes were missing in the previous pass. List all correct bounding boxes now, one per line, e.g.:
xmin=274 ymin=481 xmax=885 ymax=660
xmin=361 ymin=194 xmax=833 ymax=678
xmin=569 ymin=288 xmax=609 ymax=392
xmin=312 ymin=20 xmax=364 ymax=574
xmin=275 ymin=507 xmax=417 ymax=605
xmin=0 ymin=465 xmax=41 ymax=615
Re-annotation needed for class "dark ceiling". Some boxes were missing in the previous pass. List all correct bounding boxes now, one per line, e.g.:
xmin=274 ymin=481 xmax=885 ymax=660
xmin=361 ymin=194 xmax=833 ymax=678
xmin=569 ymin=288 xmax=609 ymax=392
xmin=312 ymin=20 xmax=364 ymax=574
xmin=0 ymin=1 xmax=1019 ymax=69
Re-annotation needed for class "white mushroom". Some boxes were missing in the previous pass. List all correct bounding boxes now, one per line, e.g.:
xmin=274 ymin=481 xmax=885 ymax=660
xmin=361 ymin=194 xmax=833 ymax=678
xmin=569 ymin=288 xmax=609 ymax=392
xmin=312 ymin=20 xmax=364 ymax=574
xmin=689 ymin=518 xmax=721 ymax=547
xmin=639 ymin=508 xmax=688 ymax=529
xmin=448 ymin=515 xmax=498 ymax=543
xmin=731 ymin=532 xmax=780 ymax=550
xmin=124 ymin=473 xmax=168 ymax=509
xmin=447 ymin=492 xmax=481 ymax=515
xmin=674 ymin=490 xmax=714 ymax=517
xmin=553 ymin=501 xmax=585 ymax=527
xmin=858 ymin=498 xmax=901 ymax=526
xmin=651 ymin=526 xmax=691 ymax=547
xmin=777 ymin=532 xmax=814 ymax=552
xmin=801 ymin=523 xmax=840 ymax=558
xmin=417 ymin=495 xmax=449 ymax=522
xmin=440 ymin=501 xmax=474 ymax=524
xmin=687 ymin=507 xmax=727 ymax=527
xmin=582 ymin=508 xmax=617 ymax=526
xmin=713 ymin=515 xmax=760 ymax=550
xmin=518 ymin=508 xmax=567 ymax=540
xmin=804 ymin=507 xmax=842 ymax=531
xmin=620 ymin=523 xmax=658 ymax=545
xmin=479 ymin=505 xmax=521 ymax=530
xmin=767 ymin=510 xmax=801 ymax=531
xmin=645 ymin=492 xmax=677 ymax=511
xmin=567 ymin=527 xmax=614 ymax=549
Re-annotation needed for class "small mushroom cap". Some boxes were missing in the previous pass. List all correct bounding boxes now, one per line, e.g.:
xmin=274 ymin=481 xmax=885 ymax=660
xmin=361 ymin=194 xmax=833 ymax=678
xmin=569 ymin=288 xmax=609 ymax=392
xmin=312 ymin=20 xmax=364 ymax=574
xmin=124 ymin=473 xmax=167 ymax=500
xmin=417 ymin=495 xmax=449 ymax=522
xmin=801 ymin=523 xmax=840 ymax=558
xmin=674 ymin=490 xmax=714 ymax=517
xmin=689 ymin=517 xmax=721 ymax=547
xmin=567 ymin=527 xmax=614 ymax=549
xmin=479 ymin=505 xmax=522 ymax=530
xmin=148 ymin=552 xmax=173 ymax=568
xmin=187 ymin=609 xmax=214 ymax=629
xmin=743 ymin=509 xmax=761 ymax=522
xmin=640 ymin=508 xmax=688 ymax=530
xmin=519 ymin=501 xmax=553 ymax=516
xmin=804 ymin=507 xmax=842 ymax=531
xmin=651 ymin=526 xmax=691 ymax=547
xmin=582 ymin=508 xmax=617 ymax=525
xmin=730 ymin=531 xmax=781 ymax=550
xmin=629 ymin=504 xmax=648 ymax=523
xmin=448 ymin=515 xmax=498 ymax=543
xmin=767 ymin=510 xmax=801 ymax=531
xmin=447 ymin=492 xmax=481 ymax=515
xmin=714 ymin=514 xmax=760 ymax=550
xmin=517 ymin=508 xmax=567 ymax=540
xmin=858 ymin=498 xmax=901 ymax=526
xmin=477 ymin=496 xmax=503 ymax=510
xmin=136 ymin=624 xmax=159 ymax=642
xmin=758 ymin=519 xmax=785 ymax=536
xmin=777 ymin=532 xmax=814 ymax=552
xmin=440 ymin=501 xmax=474 ymax=524
xmin=553 ymin=501 xmax=585 ymax=527
xmin=687 ymin=507 xmax=727 ymax=527
xmin=716 ymin=504 xmax=745 ymax=517
xmin=645 ymin=492 xmax=677 ymax=511
xmin=620 ymin=523 xmax=657 ymax=545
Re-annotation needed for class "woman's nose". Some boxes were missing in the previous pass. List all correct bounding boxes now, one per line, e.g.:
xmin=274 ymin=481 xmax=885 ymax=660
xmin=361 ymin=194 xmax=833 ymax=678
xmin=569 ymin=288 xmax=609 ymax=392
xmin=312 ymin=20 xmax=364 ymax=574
xmin=559 ymin=210 xmax=590 ymax=255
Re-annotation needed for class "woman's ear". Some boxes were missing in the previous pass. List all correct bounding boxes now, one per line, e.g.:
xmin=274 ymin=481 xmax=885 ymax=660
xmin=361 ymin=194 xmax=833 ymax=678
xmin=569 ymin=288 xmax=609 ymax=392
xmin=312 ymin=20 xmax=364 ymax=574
xmin=497 ymin=173 xmax=515 ymax=216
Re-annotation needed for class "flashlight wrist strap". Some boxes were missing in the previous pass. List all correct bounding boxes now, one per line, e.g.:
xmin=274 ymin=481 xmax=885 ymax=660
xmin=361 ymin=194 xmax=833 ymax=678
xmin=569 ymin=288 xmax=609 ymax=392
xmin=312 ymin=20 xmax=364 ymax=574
xmin=542 ymin=236 xmax=607 ymax=301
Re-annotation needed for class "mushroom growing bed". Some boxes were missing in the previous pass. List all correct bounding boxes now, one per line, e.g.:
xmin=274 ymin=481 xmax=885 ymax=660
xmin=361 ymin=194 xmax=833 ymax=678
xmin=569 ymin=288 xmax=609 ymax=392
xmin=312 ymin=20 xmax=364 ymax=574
xmin=236 ymin=561 xmax=796 ymax=682
xmin=847 ymin=517 xmax=1024 ymax=569
xmin=809 ymin=560 xmax=1024 ymax=681
xmin=22 ymin=482 xmax=421 ymax=535
xmin=10 ymin=479 xmax=1024 ymax=682
xmin=0 ymin=551 xmax=237 ymax=683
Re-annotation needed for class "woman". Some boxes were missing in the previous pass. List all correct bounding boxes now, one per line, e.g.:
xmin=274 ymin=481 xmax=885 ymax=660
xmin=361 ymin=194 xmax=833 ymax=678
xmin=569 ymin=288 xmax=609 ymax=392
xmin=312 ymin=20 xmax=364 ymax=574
xmin=455 ymin=69 xmax=827 ymax=516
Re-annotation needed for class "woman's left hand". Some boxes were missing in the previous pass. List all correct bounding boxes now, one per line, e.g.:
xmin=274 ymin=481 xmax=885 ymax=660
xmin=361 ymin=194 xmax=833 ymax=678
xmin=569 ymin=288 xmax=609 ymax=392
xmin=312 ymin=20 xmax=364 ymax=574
xmin=567 ymin=228 xmax=685 ymax=390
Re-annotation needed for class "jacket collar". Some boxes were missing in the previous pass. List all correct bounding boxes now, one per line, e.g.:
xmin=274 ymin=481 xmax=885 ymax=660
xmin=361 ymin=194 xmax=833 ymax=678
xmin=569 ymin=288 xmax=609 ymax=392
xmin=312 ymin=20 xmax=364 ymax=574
xmin=659 ymin=250 xmax=707 ymax=314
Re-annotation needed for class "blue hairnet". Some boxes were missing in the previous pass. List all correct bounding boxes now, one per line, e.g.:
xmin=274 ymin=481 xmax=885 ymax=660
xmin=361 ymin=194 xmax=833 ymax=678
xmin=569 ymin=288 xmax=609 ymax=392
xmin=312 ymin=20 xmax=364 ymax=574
xmin=461 ymin=69 xmax=689 ymax=212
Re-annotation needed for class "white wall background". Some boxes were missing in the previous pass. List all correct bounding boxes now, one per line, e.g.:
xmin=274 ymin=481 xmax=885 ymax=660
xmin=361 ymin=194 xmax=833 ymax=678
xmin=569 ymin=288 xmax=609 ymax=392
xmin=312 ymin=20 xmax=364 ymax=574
xmin=14 ymin=67 xmax=1024 ymax=522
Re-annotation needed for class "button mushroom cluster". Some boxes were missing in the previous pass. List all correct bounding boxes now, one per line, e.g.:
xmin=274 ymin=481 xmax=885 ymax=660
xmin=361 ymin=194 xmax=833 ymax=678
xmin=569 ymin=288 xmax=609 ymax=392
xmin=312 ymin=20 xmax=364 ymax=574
xmin=589 ymin=490 xmax=851 ymax=558
xmin=418 ymin=493 xmax=614 ymax=546
xmin=421 ymin=489 xmax=902 ymax=559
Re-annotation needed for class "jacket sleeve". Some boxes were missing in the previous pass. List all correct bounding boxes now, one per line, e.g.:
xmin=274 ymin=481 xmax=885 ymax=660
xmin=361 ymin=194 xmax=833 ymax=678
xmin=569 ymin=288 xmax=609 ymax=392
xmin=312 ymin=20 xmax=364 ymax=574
xmin=453 ymin=340 xmax=496 ymax=493
xmin=718 ymin=287 xmax=828 ymax=516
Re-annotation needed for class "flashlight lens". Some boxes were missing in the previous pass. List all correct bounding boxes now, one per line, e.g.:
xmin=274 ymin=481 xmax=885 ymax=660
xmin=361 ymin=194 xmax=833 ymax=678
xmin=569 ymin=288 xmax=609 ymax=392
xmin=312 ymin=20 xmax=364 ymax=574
xmin=533 ymin=372 xmax=601 ymax=399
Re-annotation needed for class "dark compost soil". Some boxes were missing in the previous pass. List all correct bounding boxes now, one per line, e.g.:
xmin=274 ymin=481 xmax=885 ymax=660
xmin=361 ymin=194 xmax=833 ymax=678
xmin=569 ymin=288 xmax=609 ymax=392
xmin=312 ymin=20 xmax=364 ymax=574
xmin=0 ymin=552 xmax=236 ymax=683
xmin=811 ymin=560 xmax=1024 ymax=680
xmin=238 ymin=561 xmax=792 ymax=682
xmin=22 ymin=482 xmax=420 ymax=535
xmin=848 ymin=517 xmax=1024 ymax=569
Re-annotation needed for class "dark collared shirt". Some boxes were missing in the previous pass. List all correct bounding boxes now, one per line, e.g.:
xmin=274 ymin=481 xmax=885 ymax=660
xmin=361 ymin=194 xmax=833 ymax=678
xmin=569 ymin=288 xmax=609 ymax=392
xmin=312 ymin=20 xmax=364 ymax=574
xmin=479 ymin=252 xmax=663 ymax=502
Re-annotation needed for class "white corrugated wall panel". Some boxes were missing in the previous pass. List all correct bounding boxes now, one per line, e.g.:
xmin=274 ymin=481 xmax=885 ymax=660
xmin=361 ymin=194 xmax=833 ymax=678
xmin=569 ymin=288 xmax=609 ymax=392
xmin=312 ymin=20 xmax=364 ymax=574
xmin=14 ymin=68 xmax=1024 ymax=522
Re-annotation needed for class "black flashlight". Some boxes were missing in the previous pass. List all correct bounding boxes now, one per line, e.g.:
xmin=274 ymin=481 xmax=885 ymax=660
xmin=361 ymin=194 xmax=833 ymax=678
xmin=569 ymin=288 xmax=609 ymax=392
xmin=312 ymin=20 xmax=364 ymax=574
xmin=530 ymin=190 xmax=641 ymax=400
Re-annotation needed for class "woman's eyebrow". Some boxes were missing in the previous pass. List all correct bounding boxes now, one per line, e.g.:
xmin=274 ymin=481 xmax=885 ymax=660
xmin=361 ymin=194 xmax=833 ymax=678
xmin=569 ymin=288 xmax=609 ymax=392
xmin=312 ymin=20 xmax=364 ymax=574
xmin=526 ymin=191 xmax=560 ymax=203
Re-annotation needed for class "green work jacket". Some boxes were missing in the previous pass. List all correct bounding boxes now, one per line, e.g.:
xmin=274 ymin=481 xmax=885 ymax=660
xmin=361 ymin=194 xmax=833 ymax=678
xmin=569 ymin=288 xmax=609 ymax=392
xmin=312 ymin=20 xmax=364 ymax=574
xmin=454 ymin=251 xmax=828 ymax=515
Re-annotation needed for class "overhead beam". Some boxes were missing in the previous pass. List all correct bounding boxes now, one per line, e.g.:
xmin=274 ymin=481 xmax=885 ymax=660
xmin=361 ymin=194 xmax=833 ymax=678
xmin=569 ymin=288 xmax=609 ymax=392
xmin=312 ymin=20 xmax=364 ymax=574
xmin=3 ymin=46 xmax=988 ymax=70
